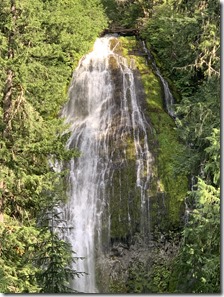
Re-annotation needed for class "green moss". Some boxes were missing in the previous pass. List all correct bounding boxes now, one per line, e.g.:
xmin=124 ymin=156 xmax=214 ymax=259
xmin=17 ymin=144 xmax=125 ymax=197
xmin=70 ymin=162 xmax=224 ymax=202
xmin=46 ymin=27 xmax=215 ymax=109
xmin=110 ymin=38 xmax=123 ymax=55
xmin=118 ymin=37 xmax=188 ymax=229
xmin=143 ymin=66 xmax=187 ymax=226
xmin=149 ymin=109 xmax=187 ymax=226
xmin=107 ymin=36 xmax=188 ymax=240
xmin=145 ymin=41 xmax=181 ymax=103
xmin=119 ymin=36 xmax=136 ymax=58
xmin=109 ymin=158 xmax=141 ymax=240
xmin=108 ymin=56 xmax=119 ymax=69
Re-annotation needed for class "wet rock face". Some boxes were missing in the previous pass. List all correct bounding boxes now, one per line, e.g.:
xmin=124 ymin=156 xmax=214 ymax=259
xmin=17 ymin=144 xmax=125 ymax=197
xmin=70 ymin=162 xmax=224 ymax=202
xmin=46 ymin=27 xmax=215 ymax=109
xmin=96 ymin=233 xmax=180 ymax=293
xmin=93 ymin=37 xmax=186 ymax=293
xmin=62 ymin=35 xmax=185 ymax=293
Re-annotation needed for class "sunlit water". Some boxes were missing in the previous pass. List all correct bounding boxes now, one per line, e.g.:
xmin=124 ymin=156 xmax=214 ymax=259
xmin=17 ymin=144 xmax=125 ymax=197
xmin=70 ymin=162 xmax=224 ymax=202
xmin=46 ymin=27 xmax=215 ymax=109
xmin=60 ymin=36 xmax=153 ymax=293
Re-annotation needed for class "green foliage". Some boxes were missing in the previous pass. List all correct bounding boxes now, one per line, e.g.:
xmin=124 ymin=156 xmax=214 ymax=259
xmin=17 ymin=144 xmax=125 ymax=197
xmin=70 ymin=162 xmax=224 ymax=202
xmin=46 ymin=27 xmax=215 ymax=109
xmin=175 ymin=77 xmax=220 ymax=180
xmin=204 ymin=128 xmax=220 ymax=185
xmin=141 ymin=0 xmax=220 ymax=93
xmin=127 ymin=259 xmax=171 ymax=293
xmin=34 ymin=206 xmax=85 ymax=293
xmin=122 ymin=37 xmax=187 ymax=227
xmin=0 ymin=0 xmax=220 ymax=293
xmin=0 ymin=0 xmax=108 ymax=293
xmin=101 ymin=0 xmax=164 ymax=30
xmin=101 ymin=0 xmax=145 ymax=29
xmin=127 ymin=261 xmax=151 ymax=293
xmin=171 ymin=179 xmax=220 ymax=293
xmin=0 ymin=217 xmax=40 ymax=293
xmin=138 ymin=0 xmax=220 ymax=293
xmin=109 ymin=279 xmax=127 ymax=293
xmin=148 ymin=263 xmax=171 ymax=293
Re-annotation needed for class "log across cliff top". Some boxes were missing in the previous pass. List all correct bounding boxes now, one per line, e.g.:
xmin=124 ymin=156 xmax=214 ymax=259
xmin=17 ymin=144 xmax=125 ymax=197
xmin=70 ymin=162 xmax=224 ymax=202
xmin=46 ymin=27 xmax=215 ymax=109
xmin=101 ymin=26 xmax=139 ymax=37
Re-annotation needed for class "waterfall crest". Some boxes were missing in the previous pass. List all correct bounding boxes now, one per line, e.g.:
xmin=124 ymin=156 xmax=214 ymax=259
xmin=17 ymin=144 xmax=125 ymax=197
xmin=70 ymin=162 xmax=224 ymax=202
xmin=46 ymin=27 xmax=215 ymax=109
xmin=61 ymin=36 xmax=153 ymax=293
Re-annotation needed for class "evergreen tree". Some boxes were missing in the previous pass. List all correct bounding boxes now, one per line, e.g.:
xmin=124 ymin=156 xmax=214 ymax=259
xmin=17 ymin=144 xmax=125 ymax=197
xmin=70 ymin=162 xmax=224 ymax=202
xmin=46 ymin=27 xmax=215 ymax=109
xmin=0 ymin=218 xmax=40 ymax=293
xmin=138 ymin=0 xmax=220 ymax=293
xmin=171 ymin=179 xmax=220 ymax=293
xmin=34 ymin=200 xmax=86 ymax=293
xmin=0 ymin=0 xmax=108 ymax=292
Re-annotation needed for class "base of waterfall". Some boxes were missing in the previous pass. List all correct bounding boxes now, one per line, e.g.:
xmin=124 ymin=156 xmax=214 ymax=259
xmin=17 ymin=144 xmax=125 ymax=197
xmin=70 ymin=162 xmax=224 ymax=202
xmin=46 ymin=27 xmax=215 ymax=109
xmin=60 ymin=35 xmax=186 ymax=293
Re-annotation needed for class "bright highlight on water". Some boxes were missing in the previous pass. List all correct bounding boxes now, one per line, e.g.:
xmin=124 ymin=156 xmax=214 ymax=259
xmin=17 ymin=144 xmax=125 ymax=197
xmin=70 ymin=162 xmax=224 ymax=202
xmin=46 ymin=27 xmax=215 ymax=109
xmin=61 ymin=36 xmax=153 ymax=293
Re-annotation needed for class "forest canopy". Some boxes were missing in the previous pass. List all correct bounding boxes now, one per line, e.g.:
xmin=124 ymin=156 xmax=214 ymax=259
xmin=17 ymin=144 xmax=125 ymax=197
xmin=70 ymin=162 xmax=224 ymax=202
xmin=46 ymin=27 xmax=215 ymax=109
xmin=0 ymin=0 xmax=220 ymax=293
xmin=0 ymin=0 xmax=107 ymax=292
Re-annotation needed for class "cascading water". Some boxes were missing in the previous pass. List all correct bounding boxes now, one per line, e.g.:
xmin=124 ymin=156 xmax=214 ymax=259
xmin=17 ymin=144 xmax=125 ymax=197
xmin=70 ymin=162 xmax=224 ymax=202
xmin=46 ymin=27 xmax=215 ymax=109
xmin=60 ymin=36 xmax=153 ymax=293
xmin=142 ymin=41 xmax=175 ymax=118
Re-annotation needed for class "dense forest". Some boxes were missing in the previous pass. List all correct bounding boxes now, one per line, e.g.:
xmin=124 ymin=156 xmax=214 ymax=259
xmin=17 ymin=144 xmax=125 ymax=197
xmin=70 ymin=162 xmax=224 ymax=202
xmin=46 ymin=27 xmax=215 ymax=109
xmin=0 ymin=0 xmax=220 ymax=293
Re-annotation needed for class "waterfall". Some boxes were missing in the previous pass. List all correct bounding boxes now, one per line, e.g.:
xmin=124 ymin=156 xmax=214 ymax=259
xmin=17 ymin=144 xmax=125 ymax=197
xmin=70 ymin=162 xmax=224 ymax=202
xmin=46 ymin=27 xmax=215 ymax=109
xmin=142 ymin=41 xmax=175 ymax=118
xmin=60 ymin=36 xmax=153 ymax=293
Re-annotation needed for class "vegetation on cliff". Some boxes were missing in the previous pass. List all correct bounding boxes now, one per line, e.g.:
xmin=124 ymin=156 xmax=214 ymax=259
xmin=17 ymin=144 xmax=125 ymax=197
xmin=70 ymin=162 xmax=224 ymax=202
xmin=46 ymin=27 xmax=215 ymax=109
xmin=0 ymin=0 xmax=220 ymax=294
xmin=101 ymin=0 xmax=220 ymax=293
xmin=141 ymin=1 xmax=220 ymax=293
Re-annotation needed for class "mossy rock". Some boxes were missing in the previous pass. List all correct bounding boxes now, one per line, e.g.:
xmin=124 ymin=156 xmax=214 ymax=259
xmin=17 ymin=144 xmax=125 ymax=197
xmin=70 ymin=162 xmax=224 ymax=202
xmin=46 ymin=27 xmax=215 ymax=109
xmin=117 ymin=36 xmax=188 ymax=230
xmin=108 ymin=55 xmax=120 ymax=69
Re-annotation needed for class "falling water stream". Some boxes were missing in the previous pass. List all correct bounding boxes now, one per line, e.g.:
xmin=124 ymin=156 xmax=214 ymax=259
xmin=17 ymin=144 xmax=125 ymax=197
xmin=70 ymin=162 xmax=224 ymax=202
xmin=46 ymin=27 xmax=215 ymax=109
xmin=60 ymin=36 xmax=154 ymax=293
xmin=142 ymin=41 xmax=175 ymax=118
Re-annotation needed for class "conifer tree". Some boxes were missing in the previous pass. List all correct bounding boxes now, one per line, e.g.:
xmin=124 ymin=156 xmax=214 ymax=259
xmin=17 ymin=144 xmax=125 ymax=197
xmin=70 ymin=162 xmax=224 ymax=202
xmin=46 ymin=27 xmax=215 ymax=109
xmin=123 ymin=0 xmax=221 ymax=293
xmin=34 ymin=199 xmax=86 ymax=293
xmin=0 ymin=0 xmax=108 ymax=292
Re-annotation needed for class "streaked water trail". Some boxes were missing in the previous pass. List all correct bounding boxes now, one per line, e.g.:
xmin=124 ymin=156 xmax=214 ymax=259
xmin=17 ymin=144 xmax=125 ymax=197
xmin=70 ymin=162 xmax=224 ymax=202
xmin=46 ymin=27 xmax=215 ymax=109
xmin=142 ymin=41 xmax=175 ymax=117
xmin=60 ymin=36 xmax=153 ymax=293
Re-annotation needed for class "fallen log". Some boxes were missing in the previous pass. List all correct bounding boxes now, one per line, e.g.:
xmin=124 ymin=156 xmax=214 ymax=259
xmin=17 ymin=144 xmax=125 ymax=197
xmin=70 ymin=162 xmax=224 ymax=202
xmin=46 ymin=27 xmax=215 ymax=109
xmin=101 ymin=27 xmax=138 ymax=37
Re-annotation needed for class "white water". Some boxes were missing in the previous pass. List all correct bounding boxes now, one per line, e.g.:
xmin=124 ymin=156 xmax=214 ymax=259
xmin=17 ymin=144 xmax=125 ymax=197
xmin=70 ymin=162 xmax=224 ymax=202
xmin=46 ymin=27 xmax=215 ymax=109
xmin=142 ymin=41 xmax=175 ymax=118
xmin=61 ymin=36 xmax=153 ymax=293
